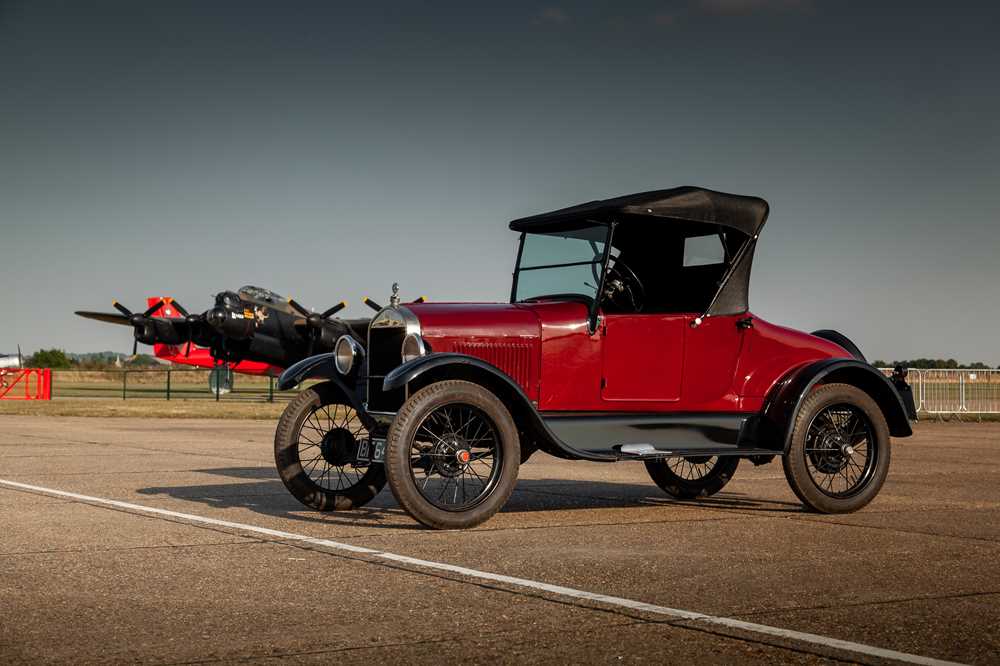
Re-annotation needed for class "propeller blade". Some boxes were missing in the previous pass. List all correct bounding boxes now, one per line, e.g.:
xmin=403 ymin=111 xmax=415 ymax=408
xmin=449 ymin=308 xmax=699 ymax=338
xmin=321 ymin=301 xmax=347 ymax=319
xmin=112 ymin=301 xmax=133 ymax=317
xmin=132 ymin=338 xmax=138 ymax=356
xmin=169 ymin=299 xmax=190 ymax=318
xmin=413 ymin=296 xmax=426 ymax=304
xmin=184 ymin=338 xmax=192 ymax=357
xmin=287 ymin=298 xmax=310 ymax=317
xmin=363 ymin=297 xmax=382 ymax=311
xmin=143 ymin=299 xmax=165 ymax=317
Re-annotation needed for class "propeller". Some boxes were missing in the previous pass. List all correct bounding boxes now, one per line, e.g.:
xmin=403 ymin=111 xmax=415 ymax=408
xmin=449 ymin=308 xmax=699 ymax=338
xmin=164 ymin=299 xmax=204 ymax=357
xmin=362 ymin=297 xmax=382 ymax=312
xmin=287 ymin=298 xmax=348 ymax=355
xmin=111 ymin=299 xmax=166 ymax=356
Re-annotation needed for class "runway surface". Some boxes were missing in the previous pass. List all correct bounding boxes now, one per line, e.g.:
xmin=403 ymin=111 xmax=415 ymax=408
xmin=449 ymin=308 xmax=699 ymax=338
xmin=1 ymin=417 xmax=997 ymax=664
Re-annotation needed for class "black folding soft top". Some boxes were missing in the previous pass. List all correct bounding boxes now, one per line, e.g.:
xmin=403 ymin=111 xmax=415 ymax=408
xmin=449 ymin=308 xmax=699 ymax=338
xmin=509 ymin=186 xmax=769 ymax=237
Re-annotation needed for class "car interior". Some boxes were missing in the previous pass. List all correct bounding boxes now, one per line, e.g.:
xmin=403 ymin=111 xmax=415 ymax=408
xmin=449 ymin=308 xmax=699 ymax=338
xmin=605 ymin=219 xmax=749 ymax=315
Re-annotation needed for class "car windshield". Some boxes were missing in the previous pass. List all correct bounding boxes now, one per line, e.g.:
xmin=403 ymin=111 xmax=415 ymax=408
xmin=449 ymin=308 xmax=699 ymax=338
xmin=513 ymin=225 xmax=608 ymax=303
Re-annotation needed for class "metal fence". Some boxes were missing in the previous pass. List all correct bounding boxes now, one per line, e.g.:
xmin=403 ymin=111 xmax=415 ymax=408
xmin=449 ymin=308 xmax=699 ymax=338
xmin=880 ymin=368 xmax=1000 ymax=415
xmin=49 ymin=368 xmax=292 ymax=403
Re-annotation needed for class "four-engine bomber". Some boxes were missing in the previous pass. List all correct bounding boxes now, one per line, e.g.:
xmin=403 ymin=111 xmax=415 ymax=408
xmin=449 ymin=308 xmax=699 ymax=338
xmin=274 ymin=187 xmax=916 ymax=529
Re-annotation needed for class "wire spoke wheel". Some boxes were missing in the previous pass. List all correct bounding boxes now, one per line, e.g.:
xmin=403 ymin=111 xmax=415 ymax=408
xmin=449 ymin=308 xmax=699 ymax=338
xmin=783 ymin=383 xmax=891 ymax=514
xmin=408 ymin=403 xmax=502 ymax=512
xmin=803 ymin=403 xmax=877 ymax=499
xmin=274 ymin=383 xmax=386 ymax=511
xmin=666 ymin=455 xmax=719 ymax=481
xmin=646 ymin=454 xmax=739 ymax=500
xmin=296 ymin=403 xmax=369 ymax=492
xmin=385 ymin=380 xmax=520 ymax=529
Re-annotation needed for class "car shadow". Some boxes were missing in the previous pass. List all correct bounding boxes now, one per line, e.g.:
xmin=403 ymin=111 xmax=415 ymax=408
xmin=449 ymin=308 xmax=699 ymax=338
xmin=135 ymin=465 xmax=805 ymax=529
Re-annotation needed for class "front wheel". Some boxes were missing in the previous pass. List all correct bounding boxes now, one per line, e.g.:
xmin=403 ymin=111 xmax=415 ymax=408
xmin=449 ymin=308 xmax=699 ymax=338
xmin=645 ymin=456 xmax=739 ymax=499
xmin=783 ymin=383 xmax=891 ymax=513
xmin=274 ymin=382 xmax=386 ymax=511
xmin=385 ymin=380 xmax=520 ymax=530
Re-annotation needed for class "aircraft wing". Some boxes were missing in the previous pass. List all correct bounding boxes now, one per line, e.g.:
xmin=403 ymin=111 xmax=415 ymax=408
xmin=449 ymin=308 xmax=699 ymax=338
xmin=75 ymin=311 xmax=131 ymax=326
xmin=75 ymin=311 xmax=194 ymax=335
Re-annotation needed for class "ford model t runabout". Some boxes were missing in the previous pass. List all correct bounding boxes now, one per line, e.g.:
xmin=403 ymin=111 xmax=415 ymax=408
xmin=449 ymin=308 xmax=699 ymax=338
xmin=275 ymin=187 xmax=915 ymax=529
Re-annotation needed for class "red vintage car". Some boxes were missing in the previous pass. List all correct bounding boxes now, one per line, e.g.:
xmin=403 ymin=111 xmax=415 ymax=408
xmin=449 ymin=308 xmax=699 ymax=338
xmin=274 ymin=187 xmax=916 ymax=529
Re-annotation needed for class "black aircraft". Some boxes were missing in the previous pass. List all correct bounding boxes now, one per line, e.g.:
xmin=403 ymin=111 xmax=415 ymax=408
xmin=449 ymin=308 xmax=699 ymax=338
xmin=75 ymin=285 xmax=379 ymax=374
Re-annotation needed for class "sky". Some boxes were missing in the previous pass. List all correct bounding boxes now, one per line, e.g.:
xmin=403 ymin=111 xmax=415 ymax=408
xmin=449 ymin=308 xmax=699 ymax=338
xmin=2 ymin=0 xmax=999 ymax=364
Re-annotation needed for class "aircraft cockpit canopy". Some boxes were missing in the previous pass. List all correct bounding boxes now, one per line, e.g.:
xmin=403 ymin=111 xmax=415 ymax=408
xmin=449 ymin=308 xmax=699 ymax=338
xmin=238 ymin=286 xmax=294 ymax=314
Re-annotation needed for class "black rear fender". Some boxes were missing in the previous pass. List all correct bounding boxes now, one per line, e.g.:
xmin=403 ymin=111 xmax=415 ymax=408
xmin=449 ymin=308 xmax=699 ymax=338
xmin=811 ymin=329 xmax=866 ymax=362
xmin=759 ymin=359 xmax=913 ymax=453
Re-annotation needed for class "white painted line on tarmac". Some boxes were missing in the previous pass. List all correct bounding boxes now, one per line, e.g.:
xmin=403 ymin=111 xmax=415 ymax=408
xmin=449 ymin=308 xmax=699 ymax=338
xmin=0 ymin=478 xmax=965 ymax=666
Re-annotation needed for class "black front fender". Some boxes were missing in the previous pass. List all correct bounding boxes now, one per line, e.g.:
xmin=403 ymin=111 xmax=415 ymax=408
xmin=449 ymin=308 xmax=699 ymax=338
xmin=761 ymin=359 xmax=913 ymax=453
xmin=278 ymin=352 xmax=340 ymax=391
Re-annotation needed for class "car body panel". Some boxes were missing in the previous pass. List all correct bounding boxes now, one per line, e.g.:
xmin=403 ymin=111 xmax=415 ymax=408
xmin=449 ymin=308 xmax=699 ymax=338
xmin=735 ymin=318 xmax=852 ymax=410
xmin=406 ymin=302 xmax=543 ymax=401
xmin=601 ymin=314 xmax=685 ymax=402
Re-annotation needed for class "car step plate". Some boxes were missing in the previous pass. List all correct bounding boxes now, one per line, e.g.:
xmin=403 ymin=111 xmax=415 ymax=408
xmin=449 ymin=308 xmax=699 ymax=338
xmin=355 ymin=438 xmax=386 ymax=464
xmin=616 ymin=443 xmax=675 ymax=459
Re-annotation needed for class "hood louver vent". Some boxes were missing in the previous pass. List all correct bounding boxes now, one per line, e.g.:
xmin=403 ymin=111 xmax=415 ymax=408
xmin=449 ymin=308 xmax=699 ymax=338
xmin=451 ymin=341 xmax=533 ymax=392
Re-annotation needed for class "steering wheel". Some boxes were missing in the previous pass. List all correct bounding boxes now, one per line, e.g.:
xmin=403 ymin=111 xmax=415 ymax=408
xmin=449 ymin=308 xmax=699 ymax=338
xmin=602 ymin=257 xmax=646 ymax=313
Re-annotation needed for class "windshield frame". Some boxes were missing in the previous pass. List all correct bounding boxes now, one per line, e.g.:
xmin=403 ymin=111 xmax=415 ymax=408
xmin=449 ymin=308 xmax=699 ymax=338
xmin=510 ymin=221 xmax=616 ymax=332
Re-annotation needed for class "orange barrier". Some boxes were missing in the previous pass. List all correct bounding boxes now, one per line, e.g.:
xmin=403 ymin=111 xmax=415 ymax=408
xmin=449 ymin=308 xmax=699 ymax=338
xmin=0 ymin=368 xmax=52 ymax=400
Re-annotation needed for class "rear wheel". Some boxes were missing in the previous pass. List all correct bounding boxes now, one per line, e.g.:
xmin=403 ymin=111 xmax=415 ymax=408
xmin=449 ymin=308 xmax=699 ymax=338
xmin=385 ymin=380 xmax=520 ymax=530
xmin=645 ymin=456 xmax=739 ymax=499
xmin=783 ymin=383 xmax=891 ymax=513
xmin=274 ymin=382 xmax=386 ymax=511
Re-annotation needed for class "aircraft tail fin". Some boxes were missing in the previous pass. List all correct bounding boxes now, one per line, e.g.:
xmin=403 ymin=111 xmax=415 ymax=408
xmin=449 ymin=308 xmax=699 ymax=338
xmin=148 ymin=297 xmax=183 ymax=360
xmin=148 ymin=296 xmax=182 ymax=319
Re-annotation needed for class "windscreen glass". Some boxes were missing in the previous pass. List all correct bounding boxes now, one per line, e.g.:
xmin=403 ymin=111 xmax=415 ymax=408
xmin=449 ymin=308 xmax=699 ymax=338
xmin=514 ymin=226 xmax=607 ymax=302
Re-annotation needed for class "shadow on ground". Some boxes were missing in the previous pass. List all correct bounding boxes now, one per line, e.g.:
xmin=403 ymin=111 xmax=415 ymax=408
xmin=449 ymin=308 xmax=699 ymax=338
xmin=135 ymin=465 xmax=804 ymax=529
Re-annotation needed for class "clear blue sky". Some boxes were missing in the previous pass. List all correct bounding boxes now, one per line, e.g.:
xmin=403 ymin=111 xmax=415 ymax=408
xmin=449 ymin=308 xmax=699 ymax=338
xmin=3 ymin=1 xmax=998 ymax=364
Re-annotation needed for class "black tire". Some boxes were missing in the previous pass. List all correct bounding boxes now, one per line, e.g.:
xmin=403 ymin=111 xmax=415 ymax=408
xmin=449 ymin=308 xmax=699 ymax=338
xmin=385 ymin=380 xmax=520 ymax=530
xmin=783 ymin=383 xmax=891 ymax=513
xmin=645 ymin=456 xmax=740 ymax=499
xmin=274 ymin=382 xmax=386 ymax=511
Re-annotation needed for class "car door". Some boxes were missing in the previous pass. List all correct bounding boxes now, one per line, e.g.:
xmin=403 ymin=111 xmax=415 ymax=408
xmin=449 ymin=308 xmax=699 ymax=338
xmin=601 ymin=313 xmax=686 ymax=402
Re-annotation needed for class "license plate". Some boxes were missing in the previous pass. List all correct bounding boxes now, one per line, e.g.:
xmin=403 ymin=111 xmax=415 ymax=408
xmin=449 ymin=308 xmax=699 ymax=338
xmin=355 ymin=438 xmax=386 ymax=464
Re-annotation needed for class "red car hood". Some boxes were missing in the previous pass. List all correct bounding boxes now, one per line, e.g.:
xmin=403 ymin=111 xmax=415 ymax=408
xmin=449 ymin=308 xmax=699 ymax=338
xmin=404 ymin=301 xmax=590 ymax=342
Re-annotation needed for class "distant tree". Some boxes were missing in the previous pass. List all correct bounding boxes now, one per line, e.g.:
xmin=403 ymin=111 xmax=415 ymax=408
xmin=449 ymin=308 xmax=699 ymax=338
xmin=874 ymin=358 xmax=996 ymax=370
xmin=26 ymin=348 xmax=72 ymax=369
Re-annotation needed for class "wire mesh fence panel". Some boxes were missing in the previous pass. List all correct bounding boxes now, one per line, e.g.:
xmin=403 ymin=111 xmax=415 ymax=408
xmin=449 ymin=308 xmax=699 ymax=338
xmin=960 ymin=369 xmax=1000 ymax=414
xmin=880 ymin=368 xmax=1000 ymax=415
xmin=917 ymin=369 xmax=966 ymax=414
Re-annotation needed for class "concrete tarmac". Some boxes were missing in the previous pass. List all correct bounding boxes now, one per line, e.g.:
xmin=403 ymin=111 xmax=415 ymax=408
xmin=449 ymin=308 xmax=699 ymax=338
xmin=1 ymin=417 xmax=998 ymax=664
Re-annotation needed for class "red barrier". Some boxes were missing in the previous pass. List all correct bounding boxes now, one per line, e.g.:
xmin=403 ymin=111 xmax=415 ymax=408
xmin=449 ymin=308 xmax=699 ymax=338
xmin=0 ymin=368 xmax=52 ymax=400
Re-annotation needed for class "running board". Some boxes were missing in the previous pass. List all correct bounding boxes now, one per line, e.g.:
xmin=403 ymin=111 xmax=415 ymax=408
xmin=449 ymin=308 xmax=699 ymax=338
xmin=614 ymin=443 xmax=782 ymax=460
